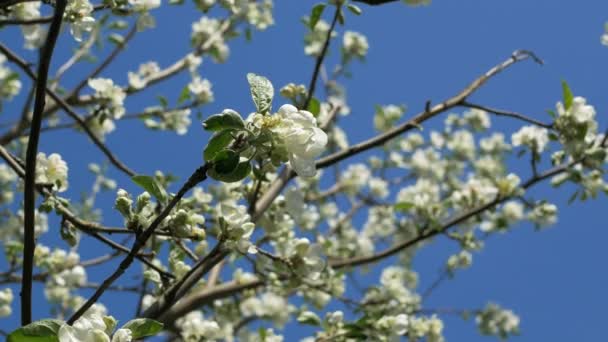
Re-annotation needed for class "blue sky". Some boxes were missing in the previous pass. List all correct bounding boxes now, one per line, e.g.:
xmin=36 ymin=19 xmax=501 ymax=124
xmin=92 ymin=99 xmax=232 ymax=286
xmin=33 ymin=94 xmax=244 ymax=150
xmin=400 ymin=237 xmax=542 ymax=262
xmin=2 ymin=0 xmax=608 ymax=340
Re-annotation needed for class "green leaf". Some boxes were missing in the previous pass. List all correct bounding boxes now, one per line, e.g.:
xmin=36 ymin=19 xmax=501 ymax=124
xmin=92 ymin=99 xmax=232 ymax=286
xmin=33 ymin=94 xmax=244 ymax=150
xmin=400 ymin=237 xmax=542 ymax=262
xmin=208 ymin=160 xmax=251 ymax=183
xmin=132 ymin=175 xmax=168 ymax=205
xmin=337 ymin=8 xmax=345 ymax=25
xmin=107 ymin=33 xmax=124 ymax=45
xmin=309 ymin=3 xmax=326 ymax=30
xmin=394 ymin=202 xmax=414 ymax=212
xmin=213 ymin=149 xmax=240 ymax=174
xmin=202 ymin=110 xmax=244 ymax=131
xmin=306 ymin=97 xmax=321 ymax=117
xmin=561 ymin=80 xmax=573 ymax=111
xmin=177 ymin=85 xmax=191 ymax=104
xmin=157 ymin=95 xmax=169 ymax=108
xmin=121 ymin=318 xmax=164 ymax=339
xmin=247 ymin=73 xmax=274 ymax=113
xmin=204 ymin=130 xmax=234 ymax=161
xmin=347 ymin=3 xmax=362 ymax=15
xmin=8 ymin=319 xmax=63 ymax=342
xmin=297 ymin=311 xmax=321 ymax=326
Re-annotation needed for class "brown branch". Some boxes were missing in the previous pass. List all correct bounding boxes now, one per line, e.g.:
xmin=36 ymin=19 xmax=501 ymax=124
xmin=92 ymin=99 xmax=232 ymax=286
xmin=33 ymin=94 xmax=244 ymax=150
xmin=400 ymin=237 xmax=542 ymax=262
xmin=303 ymin=4 xmax=341 ymax=109
xmin=21 ymin=0 xmax=66 ymax=325
xmin=0 ymin=145 xmax=174 ymax=279
xmin=330 ymin=160 xmax=574 ymax=269
xmin=461 ymin=101 xmax=553 ymax=129
xmin=67 ymin=163 xmax=211 ymax=325
xmin=68 ymin=24 xmax=137 ymax=99
xmin=0 ymin=43 xmax=137 ymax=177
xmin=316 ymin=50 xmax=542 ymax=170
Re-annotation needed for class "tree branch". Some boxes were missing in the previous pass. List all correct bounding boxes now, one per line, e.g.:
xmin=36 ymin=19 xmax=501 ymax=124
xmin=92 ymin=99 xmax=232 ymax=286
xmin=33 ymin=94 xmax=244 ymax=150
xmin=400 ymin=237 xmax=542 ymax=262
xmin=461 ymin=101 xmax=553 ymax=129
xmin=0 ymin=43 xmax=137 ymax=177
xmin=67 ymin=163 xmax=211 ymax=324
xmin=21 ymin=0 xmax=67 ymax=325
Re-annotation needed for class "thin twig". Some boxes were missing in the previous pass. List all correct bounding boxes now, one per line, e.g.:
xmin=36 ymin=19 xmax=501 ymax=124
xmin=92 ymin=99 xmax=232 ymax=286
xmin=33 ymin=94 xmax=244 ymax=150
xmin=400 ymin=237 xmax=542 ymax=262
xmin=461 ymin=102 xmax=553 ymax=129
xmin=303 ymin=4 xmax=341 ymax=109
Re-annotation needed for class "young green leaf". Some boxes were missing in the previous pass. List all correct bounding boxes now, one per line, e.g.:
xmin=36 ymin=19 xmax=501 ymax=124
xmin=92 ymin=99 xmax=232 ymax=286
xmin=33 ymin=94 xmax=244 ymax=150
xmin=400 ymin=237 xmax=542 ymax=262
xmin=177 ymin=85 xmax=191 ymax=104
xmin=297 ymin=311 xmax=321 ymax=326
xmin=8 ymin=319 xmax=63 ymax=342
xmin=394 ymin=202 xmax=415 ymax=212
xmin=247 ymin=73 xmax=274 ymax=113
xmin=202 ymin=110 xmax=244 ymax=132
xmin=208 ymin=161 xmax=252 ymax=183
xmin=213 ymin=149 xmax=240 ymax=174
xmin=561 ymin=80 xmax=573 ymax=111
xmin=306 ymin=97 xmax=321 ymax=117
xmin=309 ymin=3 xmax=326 ymax=30
xmin=204 ymin=130 xmax=234 ymax=161
xmin=121 ymin=318 xmax=164 ymax=339
xmin=347 ymin=3 xmax=362 ymax=15
xmin=132 ymin=175 xmax=168 ymax=205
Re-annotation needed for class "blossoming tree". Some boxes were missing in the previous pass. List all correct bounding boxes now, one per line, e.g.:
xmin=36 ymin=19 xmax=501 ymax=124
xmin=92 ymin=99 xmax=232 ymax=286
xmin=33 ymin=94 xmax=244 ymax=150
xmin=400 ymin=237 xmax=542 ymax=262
xmin=0 ymin=0 xmax=606 ymax=341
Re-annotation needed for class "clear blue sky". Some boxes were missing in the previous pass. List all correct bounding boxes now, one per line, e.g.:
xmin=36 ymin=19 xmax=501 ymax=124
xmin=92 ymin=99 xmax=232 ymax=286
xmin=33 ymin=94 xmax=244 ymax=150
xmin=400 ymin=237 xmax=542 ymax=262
xmin=2 ymin=0 xmax=608 ymax=340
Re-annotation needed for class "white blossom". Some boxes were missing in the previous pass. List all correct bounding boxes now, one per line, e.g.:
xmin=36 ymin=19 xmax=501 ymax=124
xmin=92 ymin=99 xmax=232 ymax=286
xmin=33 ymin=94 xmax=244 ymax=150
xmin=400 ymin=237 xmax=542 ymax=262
xmin=64 ymin=0 xmax=95 ymax=41
xmin=36 ymin=153 xmax=69 ymax=192
xmin=188 ymin=76 xmax=214 ymax=103
xmin=342 ymin=31 xmax=369 ymax=59
xmin=271 ymin=104 xmax=328 ymax=177
xmin=511 ymin=125 xmax=549 ymax=153
xmin=88 ymin=78 xmax=126 ymax=119
xmin=0 ymin=288 xmax=13 ymax=317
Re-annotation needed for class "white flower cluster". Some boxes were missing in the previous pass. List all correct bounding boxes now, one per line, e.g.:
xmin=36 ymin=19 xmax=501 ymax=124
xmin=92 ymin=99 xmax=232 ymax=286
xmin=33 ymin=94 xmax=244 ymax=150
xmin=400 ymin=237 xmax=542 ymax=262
xmin=127 ymin=61 xmax=161 ymax=90
xmin=554 ymin=96 xmax=598 ymax=158
xmin=362 ymin=266 xmax=421 ymax=316
xmin=285 ymin=188 xmax=320 ymax=229
xmin=58 ymin=304 xmax=131 ymax=342
xmin=342 ymin=31 xmax=369 ymax=60
xmin=250 ymin=104 xmax=327 ymax=177
xmin=304 ymin=19 xmax=335 ymax=56
xmin=480 ymin=201 xmax=524 ymax=233
xmin=397 ymin=178 xmax=442 ymax=218
xmin=188 ymin=76 xmax=214 ymax=104
xmin=191 ymin=17 xmax=229 ymax=63
xmin=223 ymin=0 xmax=274 ymax=30
xmin=527 ymin=202 xmax=558 ymax=228
xmin=88 ymin=78 xmax=127 ymax=120
xmin=0 ymin=54 xmax=21 ymax=101
xmin=144 ymin=108 xmax=193 ymax=135
xmin=64 ymin=0 xmax=95 ymax=41
xmin=376 ymin=313 xmax=409 ymax=336
xmin=240 ymin=292 xmax=289 ymax=326
xmin=0 ymin=209 xmax=48 ymax=242
xmin=219 ymin=204 xmax=256 ymax=253
xmin=0 ymin=163 xmax=17 ymax=204
xmin=512 ymin=125 xmax=549 ymax=153
xmin=36 ymin=152 xmax=69 ymax=192
xmin=129 ymin=0 xmax=161 ymax=12
xmin=374 ymin=104 xmax=405 ymax=131
xmin=7 ymin=2 xmax=45 ymax=49
xmin=602 ymin=22 xmax=608 ymax=46
xmin=176 ymin=311 xmax=222 ymax=341
xmin=446 ymin=250 xmax=473 ymax=272
xmin=476 ymin=302 xmax=520 ymax=339
xmin=339 ymin=163 xmax=371 ymax=195
xmin=0 ymin=288 xmax=13 ymax=317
